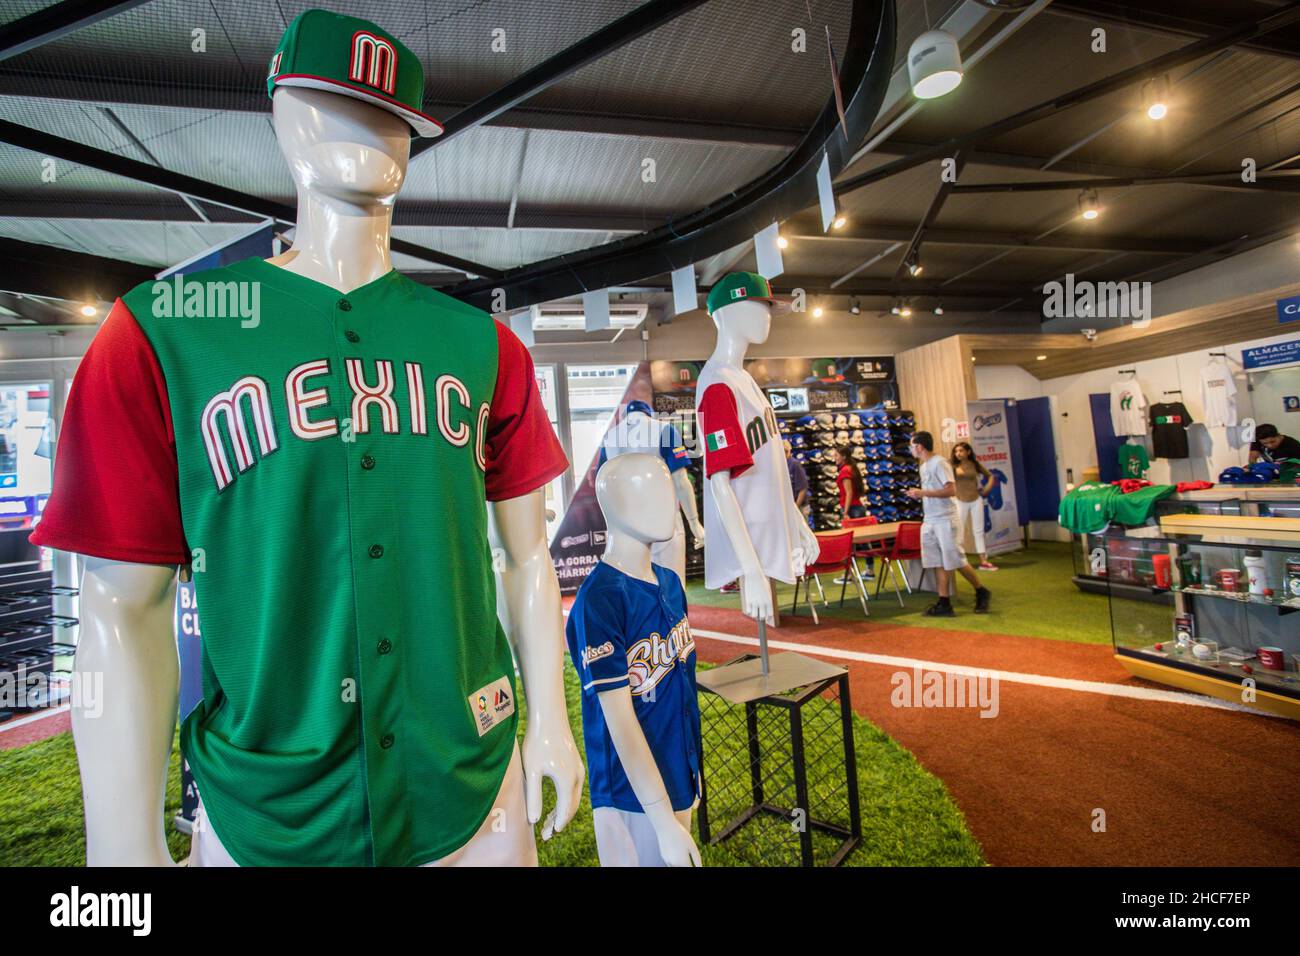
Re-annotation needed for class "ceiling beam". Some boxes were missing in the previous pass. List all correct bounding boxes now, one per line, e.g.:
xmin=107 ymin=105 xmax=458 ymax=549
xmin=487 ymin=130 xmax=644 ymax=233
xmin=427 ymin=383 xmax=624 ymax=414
xmin=0 ymin=237 xmax=156 ymax=303
xmin=771 ymin=275 xmax=1038 ymax=299
xmin=0 ymin=118 xmax=501 ymax=278
xmin=836 ymin=3 xmax=1300 ymax=197
xmin=1049 ymin=1 xmax=1300 ymax=62
xmin=952 ymin=170 xmax=1300 ymax=195
xmin=411 ymin=0 xmax=710 ymax=156
xmin=0 ymin=0 xmax=150 ymax=61
xmin=892 ymin=151 xmax=967 ymax=282
xmin=787 ymin=222 xmax=1210 ymax=255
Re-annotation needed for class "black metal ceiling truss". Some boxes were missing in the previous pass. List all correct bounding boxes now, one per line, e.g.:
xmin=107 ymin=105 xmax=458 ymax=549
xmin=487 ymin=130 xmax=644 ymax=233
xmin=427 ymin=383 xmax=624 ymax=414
xmin=0 ymin=0 xmax=151 ymax=61
xmin=449 ymin=0 xmax=896 ymax=310
xmin=835 ymin=3 xmax=1300 ymax=198
xmin=411 ymin=0 xmax=710 ymax=154
xmin=953 ymin=170 xmax=1300 ymax=195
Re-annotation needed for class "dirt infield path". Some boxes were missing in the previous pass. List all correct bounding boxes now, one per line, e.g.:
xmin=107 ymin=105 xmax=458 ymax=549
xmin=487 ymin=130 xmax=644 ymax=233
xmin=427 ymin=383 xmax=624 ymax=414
xmin=686 ymin=604 xmax=1300 ymax=867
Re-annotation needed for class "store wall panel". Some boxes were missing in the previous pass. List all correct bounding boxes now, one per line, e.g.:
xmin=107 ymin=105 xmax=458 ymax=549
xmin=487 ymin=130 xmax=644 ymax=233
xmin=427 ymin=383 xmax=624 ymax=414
xmin=896 ymin=335 xmax=977 ymax=455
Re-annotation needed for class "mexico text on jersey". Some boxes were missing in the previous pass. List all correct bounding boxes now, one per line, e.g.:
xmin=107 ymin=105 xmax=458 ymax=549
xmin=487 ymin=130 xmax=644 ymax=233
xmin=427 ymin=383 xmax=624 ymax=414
xmin=31 ymin=257 xmax=568 ymax=866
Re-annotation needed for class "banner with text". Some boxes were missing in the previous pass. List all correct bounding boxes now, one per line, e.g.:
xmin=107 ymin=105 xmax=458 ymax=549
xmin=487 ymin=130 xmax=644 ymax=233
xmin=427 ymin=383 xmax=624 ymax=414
xmin=965 ymin=400 xmax=1022 ymax=556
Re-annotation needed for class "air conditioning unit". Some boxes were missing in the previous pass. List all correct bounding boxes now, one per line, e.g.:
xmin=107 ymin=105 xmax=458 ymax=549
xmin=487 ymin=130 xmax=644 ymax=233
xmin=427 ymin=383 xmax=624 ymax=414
xmin=530 ymin=302 xmax=648 ymax=331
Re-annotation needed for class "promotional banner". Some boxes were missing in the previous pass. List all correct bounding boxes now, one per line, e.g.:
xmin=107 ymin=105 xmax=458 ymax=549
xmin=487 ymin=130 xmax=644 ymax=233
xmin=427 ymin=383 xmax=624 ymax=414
xmin=650 ymin=355 xmax=899 ymax=417
xmin=1243 ymin=338 xmax=1300 ymax=370
xmin=549 ymin=362 xmax=675 ymax=593
xmin=965 ymin=400 xmax=1022 ymax=556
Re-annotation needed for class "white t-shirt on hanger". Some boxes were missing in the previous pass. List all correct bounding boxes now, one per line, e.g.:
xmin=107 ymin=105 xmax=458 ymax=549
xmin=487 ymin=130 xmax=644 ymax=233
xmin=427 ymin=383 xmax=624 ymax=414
xmin=1199 ymin=362 xmax=1238 ymax=428
xmin=1110 ymin=379 xmax=1147 ymax=437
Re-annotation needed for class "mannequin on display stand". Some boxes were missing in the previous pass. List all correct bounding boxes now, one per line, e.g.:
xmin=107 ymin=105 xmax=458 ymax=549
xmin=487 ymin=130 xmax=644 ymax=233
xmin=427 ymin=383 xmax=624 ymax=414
xmin=566 ymin=453 xmax=701 ymax=867
xmin=33 ymin=10 xmax=582 ymax=867
xmin=598 ymin=399 xmax=704 ymax=587
xmin=695 ymin=272 xmax=820 ymax=671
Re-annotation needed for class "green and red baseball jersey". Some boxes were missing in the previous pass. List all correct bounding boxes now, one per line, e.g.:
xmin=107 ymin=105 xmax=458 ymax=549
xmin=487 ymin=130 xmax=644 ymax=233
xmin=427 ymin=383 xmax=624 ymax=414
xmin=32 ymin=257 xmax=567 ymax=866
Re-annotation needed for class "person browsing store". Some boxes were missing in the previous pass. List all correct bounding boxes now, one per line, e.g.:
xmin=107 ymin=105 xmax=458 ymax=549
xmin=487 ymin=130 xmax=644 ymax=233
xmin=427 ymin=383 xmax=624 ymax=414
xmin=952 ymin=442 xmax=999 ymax=572
xmin=1249 ymin=424 xmax=1300 ymax=463
xmin=834 ymin=444 xmax=866 ymax=519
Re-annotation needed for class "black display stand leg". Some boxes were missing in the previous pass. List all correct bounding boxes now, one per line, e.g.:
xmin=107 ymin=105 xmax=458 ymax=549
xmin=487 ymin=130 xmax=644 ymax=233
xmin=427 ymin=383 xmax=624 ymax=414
xmin=696 ymin=652 xmax=862 ymax=867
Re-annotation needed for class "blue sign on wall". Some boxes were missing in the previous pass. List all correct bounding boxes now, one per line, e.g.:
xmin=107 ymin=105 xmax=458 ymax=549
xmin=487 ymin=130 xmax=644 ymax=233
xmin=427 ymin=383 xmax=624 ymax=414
xmin=1244 ymin=338 xmax=1300 ymax=370
xmin=1278 ymin=294 xmax=1300 ymax=324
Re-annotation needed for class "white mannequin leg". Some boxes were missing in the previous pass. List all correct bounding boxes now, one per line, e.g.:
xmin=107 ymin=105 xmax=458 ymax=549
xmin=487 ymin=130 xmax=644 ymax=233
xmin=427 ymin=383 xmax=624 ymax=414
xmin=593 ymin=806 xmax=694 ymax=867
xmin=192 ymin=742 xmax=535 ymax=867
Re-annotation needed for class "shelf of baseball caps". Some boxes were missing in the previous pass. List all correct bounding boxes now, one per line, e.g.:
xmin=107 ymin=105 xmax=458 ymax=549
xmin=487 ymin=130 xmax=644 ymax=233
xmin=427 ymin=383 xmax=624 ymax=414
xmin=780 ymin=409 xmax=922 ymax=530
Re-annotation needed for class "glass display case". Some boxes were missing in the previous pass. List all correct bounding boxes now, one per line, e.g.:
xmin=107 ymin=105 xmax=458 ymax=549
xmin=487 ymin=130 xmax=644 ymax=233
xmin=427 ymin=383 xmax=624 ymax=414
xmin=1106 ymin=526 xmax=1300 ymax=717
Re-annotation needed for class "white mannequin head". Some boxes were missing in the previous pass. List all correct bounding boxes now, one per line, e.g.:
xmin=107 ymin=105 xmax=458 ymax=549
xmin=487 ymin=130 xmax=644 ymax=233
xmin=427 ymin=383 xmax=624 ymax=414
xmin=711 ymin=299 xmax=772 ymax=346
xmin=596 ymin=453 xmax=677 ymax=545
xmin=272 ymin=86 xmax=410 ymax=205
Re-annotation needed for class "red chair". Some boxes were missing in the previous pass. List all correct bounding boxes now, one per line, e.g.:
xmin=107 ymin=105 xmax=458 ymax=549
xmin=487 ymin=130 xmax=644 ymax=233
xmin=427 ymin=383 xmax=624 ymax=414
xmin=842 ymin=515 xmax=884 ymax=580
xmin=875 ymin=521 xmax=924 ymax=606
xmin=790 ymin=530 xmax=868 ymax=624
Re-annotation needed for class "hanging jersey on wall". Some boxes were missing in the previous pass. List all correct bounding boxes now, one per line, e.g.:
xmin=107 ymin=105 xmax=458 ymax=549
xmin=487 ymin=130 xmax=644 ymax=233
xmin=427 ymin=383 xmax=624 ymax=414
xmin=1149 ymin=401 xmax=1193 ymax=459
xmin=1110 ymin=380 xmax=1147 ymax=437
xmin=1117 ymin=442 xmax=1149 ymax=478
xmin=1199 ymin=363 xmax=1238 ymax=428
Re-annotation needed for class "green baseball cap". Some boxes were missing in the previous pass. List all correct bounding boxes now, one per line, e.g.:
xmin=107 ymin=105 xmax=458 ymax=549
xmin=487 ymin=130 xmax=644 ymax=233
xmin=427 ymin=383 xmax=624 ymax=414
xmin=706 ymin=271 xmax=790 ymax=315
xmin=267 ymin=9 xmax=443 ymax=138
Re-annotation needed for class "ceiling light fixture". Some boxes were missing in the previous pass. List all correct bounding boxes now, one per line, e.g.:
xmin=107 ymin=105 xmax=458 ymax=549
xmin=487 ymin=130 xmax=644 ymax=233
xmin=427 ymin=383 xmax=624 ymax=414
xmin=1078 ymin=188 xmax=1101 ymax=221
xmin=1143 ymin=76 xmax=1169 ymax=120
xmin=1036 ymin=354 xmax=1047 ymax=361
xmin=812 ymin=305 xmax=824 ymax=318
xmin=777 ymin=234 xmax=789 ymax=249
xmin=899 ymin=300 xmax=913 ymax=318
xmin=933 ymin=303 xmax=945 ymax=316
xmin=848 ymin=297 xmax=861 ymax=315
xmin=890 ymin=299 xmax=901 ymax=316
xmin=906 ymin=256 xmax=923 ymax=277
xmin=833 ymin=213 xmax=848 ymax=230
xmin=79 ymin=304 xmax=97 ymax=317
xmin=908 ymin=28 xmax=963 ymax=100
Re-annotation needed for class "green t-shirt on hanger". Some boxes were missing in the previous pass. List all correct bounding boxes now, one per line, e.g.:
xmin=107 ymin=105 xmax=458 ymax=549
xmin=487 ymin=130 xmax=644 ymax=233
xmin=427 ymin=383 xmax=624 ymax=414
xmin=1117 ymin=442 xmax=1149 ymax=479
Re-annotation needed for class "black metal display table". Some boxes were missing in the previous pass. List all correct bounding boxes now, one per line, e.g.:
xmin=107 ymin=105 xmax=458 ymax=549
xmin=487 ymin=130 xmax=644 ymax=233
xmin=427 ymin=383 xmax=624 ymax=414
xmin=696 ymin=651 xmax=861 ymax=867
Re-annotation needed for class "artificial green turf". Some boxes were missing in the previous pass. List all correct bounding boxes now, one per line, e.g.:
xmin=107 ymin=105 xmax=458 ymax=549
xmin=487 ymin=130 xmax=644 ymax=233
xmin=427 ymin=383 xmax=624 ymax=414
xmin=686 ymin=539 xmax=1114 ymax=645
xmin=1 ymin=667 xmax=984 ymax=867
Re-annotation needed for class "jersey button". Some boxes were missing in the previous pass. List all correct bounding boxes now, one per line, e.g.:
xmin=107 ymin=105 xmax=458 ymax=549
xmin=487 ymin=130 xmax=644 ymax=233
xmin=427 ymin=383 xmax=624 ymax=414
xmin=361 ymin=454 xmax=375 ymax=470
xmin=380 ymin=733 xmax=395 ymax=749
xmin=369 ymin=544 xmax=384 ymax=558
xmin=377 ymin=638 xmax=392 ymax=655
xmin=345 ymin=329 xmax=360 ymax=343
xmin=338 ymin=298 xmax=352 ymax=311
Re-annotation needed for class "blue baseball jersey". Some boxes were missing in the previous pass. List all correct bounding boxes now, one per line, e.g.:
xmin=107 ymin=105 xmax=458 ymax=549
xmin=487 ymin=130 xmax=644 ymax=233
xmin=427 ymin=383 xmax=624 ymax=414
xmin=565 ymin=560 xmax=700 ymax=813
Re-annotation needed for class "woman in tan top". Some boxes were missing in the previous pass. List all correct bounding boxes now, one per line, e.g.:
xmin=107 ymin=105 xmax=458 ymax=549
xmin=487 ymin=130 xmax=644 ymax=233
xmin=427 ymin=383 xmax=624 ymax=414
xmin=951 ymin=442 xmax=999 ymax=571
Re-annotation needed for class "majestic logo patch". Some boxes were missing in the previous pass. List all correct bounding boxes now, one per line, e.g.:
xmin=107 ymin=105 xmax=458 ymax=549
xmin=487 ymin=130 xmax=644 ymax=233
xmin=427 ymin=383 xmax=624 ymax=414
xmin=582 ymin=641 xmax=615 ymax=667
xmin=469 ymin=676 xmax=514 ymax=737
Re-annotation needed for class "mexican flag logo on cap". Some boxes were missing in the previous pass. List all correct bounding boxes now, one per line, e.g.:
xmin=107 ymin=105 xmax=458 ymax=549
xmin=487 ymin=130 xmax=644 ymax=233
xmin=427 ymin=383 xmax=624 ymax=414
xmin=267 ymin=9 xmax=443 ymax=138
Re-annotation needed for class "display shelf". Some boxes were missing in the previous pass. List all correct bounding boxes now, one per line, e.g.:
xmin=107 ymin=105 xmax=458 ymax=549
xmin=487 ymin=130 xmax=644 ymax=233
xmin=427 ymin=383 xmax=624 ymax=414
xmin=1103 ymin=522 xmax=1300 ymax=720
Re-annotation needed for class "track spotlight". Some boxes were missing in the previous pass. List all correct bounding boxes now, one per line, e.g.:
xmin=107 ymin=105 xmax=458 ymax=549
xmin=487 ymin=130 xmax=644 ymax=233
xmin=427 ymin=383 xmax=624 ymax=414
xmin=1143 ymin=76 xmax=1169 ymax=120
xmin=906 ymin=256 xmax=923 ymax=277
xmin=1078 ymin=188 xmax=1101 ymax=221
xmin=777 ymin=234 xmax=789 ymax=249
xmin=849 ymin=297 xmax=861 ymax=315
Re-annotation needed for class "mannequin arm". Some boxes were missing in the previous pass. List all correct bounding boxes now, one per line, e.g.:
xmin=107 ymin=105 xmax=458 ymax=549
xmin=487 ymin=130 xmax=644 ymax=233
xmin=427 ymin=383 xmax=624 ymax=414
xmin=596 ymin=687 xmax=699 ymax=866
xmin=671 ymin=469 xmax=704 ymax=546
xmin=488 ymin=489 xmax=583 ymax=838
xmin=707 ymin=471 xmax=774 ymax=625
xmin=75 ymin=557 xmax=180 ymax=866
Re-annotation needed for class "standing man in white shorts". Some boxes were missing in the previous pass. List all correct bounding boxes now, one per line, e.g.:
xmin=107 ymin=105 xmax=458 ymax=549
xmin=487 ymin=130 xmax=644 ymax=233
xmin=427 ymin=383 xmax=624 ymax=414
xmin=904 ymin=431 xmax=991 ymax=617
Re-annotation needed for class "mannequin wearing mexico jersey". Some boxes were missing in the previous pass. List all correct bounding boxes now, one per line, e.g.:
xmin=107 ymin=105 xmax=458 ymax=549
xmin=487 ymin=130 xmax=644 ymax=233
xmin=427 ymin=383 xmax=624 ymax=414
xmin=695 ymin=272 xmax=820 ymax=625
xmin=32 ymin=8 xmax=584 ymax=868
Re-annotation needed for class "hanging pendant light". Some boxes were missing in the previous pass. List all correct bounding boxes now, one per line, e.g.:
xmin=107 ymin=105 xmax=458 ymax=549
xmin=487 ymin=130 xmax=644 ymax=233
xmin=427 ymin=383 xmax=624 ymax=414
xmin=909 ymin=29 xmax=963 ymax=100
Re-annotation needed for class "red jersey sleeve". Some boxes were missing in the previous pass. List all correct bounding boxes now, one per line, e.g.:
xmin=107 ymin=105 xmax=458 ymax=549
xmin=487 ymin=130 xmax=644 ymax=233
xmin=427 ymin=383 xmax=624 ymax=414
xmin=483 ymin=319 xmax=569 ymax=501
xmin=698 ymin=383 xmax=753 ymax=479
xmin=30 ymin=299 xmax=188 ymax=564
